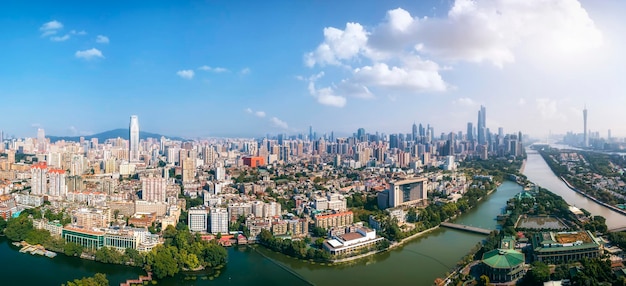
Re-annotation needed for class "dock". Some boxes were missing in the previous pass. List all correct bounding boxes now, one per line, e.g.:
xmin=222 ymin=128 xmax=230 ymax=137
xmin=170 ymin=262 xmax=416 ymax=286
xmin=16 ymin=241 xmax=57 ymax=258
xmin=440 ymin=222 xmax=493 ymax=235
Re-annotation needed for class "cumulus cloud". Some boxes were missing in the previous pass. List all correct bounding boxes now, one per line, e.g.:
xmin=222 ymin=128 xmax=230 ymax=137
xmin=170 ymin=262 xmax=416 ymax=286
xmin=304 ymin=0 xmax=602 ymax=106
xmin=176 ymin=70 xmax=195 ymax=79
xmin=96 ymin=35 xmax=109 ymax=44
xmin=271 ymin=117 xmax=289 ymax=129
xmin=40 ymin=20 xmax=63 ymax=37
xmin=240 ymin=67 xmax=251 ymax=75
xmin=305 ymin=22 xmax=369 ymax=67
xmin=75 ymin=48 xmax=104 ymax=60
xmin=198 ymin=65 xmax=229 ymax=73
xmin=305 ymin=72 xmax=347 ymax=108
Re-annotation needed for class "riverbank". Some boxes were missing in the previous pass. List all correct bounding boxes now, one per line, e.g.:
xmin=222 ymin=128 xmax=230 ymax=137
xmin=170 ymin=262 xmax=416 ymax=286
xmin=519 ymin=159 xmax=527 ymax=173
xmin=559 ymin=176 xmax=626 ymax=218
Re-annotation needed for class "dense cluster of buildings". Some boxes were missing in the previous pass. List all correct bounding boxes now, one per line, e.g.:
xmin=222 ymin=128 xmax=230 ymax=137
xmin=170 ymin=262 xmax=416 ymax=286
xmin=0 ymin=108 xmax=525 ymax=258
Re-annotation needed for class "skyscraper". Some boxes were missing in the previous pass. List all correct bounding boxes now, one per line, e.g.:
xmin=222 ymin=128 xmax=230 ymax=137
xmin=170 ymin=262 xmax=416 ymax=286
xmin=37 ymin=128 xmax=46 ymax=153
xmin=129 ymin=115 xmax=140 ymax=161
xmin=477 ymin=105 xmax=486 ymax=145
xmin=583 ymin=107 xmax=588 ymax=147
xmin=466 ymin=122 xmax=473 ymax=141
xmin=412 ymin=123 xmax=418 ymax=142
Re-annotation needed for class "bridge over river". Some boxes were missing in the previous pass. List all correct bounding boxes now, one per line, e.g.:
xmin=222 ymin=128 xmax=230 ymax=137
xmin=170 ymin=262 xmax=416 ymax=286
xmin=439 ymin=222 xmax=494 ymax=235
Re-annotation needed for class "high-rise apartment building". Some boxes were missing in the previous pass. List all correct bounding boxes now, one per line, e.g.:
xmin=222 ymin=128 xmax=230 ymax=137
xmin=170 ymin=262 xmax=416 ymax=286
xmin=48 ymin=169 xmax=67 ymax=197
xmin=188 ymin=207 xmax=209 ymax=232
xmin=31 ymin=162 xmax=48 ymax=195
xmin=129 ymin=115 xmax=140 ymax=161
xmin=142 ymin=176 xmax=167 ymax=202
xmin=210 ymin=207 xmax=229 ymax=234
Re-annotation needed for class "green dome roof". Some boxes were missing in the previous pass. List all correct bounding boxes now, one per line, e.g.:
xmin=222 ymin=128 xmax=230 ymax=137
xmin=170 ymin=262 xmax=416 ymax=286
xmin=482 ymin=249 xmax=524 ymax=269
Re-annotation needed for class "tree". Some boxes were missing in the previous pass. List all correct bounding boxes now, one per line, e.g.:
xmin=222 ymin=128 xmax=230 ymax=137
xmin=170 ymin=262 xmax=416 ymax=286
xmin=525 ymin=261 xmax=550 ymax=284
xmin=124 ymin=247 xmax=143 ymax=267
xmin=4 ymin=215 xmax=34 ymax=241
xmin=0 ymin=216 xmax=7 ymax=233
xmin=64 ymin=242 xmax=84 ymax=257
xmin=146 ymin=245 xmax=180 ymax=279
xmin=63 ymin=273 xmax=109 ymax=286
xmin=477 ymin=275 xmax=490 ymax=286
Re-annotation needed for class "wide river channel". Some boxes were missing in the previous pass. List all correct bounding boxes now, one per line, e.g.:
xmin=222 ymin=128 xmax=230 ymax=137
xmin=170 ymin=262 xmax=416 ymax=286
xmin=0 ymin=149 xmax=623 ymax=285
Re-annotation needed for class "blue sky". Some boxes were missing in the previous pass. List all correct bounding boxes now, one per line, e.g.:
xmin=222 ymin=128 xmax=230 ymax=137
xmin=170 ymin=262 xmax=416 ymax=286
xmin=1 ymin=0 xmax=625 ymax=139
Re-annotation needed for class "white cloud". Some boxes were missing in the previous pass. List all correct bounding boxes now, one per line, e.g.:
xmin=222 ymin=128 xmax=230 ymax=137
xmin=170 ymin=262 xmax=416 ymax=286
xmin=50 ymin=34 xmax=70 ymax=42
xmin=453 ymin=97 xmax=476 ymax=106
xmin=176 ymin=70 xmax=195 ymax=79
xmin=96 ymin=35 xmax=109 ymax=44
xmin=75 ymin=48 xmax=104 ymax=60
xmin=304 ymin=0 xmax=601 ymax=107
xmin=198 ymin=65 xmax=229 ymax=73
xmin=245 ymin=108 xmax=266 ymax=118
xmin=305 ymin=22 xmax=369 ymax=67
xmin=240 ymin=67 xmax=251 ymax=75
xmin=518 ymin=98 xmax=526 ymax=106
xmin=270 ymin=117 xmax=289 ymax=129
xmin=305 ymin=72 xmax=347 ymax=108
xmin=40 ymin=20 xmax=63 ymax=37
xmin=351 ymin=61 xmax=446 ymax=92
xmin=406 ymin=0 xmax=601 ymax=66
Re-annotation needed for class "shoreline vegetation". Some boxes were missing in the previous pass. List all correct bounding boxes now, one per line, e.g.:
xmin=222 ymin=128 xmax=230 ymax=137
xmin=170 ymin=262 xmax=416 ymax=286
xmin=536 ymin=147 xmax=626 ymax=218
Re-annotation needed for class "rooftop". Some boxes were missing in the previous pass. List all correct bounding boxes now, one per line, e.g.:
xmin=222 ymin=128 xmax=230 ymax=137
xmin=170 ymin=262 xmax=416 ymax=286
xmin=482 ymin=248 xmax=524 ymax=269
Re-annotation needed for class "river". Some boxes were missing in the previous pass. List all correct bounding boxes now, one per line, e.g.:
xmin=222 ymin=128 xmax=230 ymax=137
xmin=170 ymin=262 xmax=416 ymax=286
xmin=523 ymin=148 xmax=626 ymax=230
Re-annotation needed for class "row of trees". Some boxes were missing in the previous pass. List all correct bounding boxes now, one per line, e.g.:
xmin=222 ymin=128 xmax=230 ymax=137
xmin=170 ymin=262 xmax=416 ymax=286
xmin=258 ymin=229 xmax=331 ymax=261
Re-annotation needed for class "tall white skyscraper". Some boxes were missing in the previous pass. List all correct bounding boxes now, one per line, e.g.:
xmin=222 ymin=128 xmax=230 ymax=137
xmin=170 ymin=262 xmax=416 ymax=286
xmin=129 ymin=115 xmax=140 ymax=161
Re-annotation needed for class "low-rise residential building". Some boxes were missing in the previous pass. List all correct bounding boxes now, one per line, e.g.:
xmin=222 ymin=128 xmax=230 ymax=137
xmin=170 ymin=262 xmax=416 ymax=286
xmin=314 ymin=211 xmax=353 ymax=229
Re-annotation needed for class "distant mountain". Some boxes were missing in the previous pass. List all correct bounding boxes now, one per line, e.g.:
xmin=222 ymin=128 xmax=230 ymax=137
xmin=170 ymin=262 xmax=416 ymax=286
xmin=48 ymin=129 xmax=185 ymax=143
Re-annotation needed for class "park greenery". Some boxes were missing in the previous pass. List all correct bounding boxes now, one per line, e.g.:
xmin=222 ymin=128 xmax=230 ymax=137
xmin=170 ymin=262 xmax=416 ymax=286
xmin=258 ymin=229 xmax=331 ymax=261
xmin=146 ymin=224 xmax=227 ymax=279
xmin=62 ymin=273 xmax=109 ymax=286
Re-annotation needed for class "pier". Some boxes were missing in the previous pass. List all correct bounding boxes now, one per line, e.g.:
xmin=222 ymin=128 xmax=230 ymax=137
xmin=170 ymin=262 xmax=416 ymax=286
xmin=439 ymin=222 xmax=493 ymax=235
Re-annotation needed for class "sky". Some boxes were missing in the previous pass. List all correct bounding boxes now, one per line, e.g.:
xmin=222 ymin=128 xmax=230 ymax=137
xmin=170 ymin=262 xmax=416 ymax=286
xmin=1 ymin=0 xmax=626 ymax=139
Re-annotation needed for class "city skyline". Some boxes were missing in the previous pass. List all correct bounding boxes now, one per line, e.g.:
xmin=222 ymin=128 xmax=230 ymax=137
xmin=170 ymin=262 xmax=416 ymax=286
xmin=2 ymin=1 xmax=626 ymax=138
